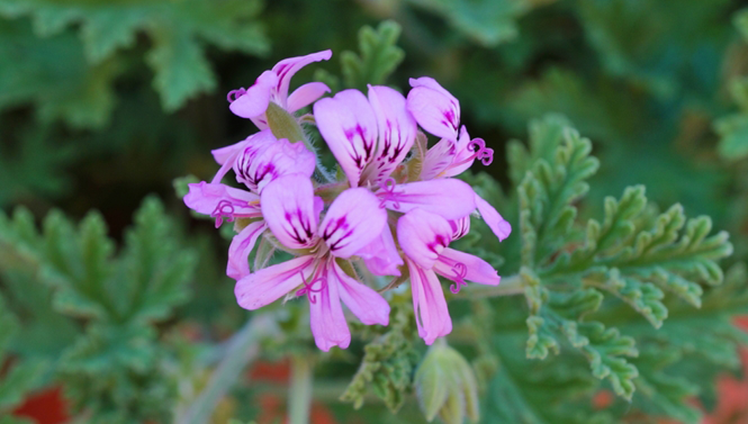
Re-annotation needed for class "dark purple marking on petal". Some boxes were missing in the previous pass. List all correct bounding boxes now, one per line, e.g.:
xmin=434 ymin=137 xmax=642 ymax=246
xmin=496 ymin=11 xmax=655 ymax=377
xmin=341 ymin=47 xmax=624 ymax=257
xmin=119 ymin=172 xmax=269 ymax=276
xmin=284 ymin=209 xmax=315 ymax=245
xmin=427 ymin=234 xmax=448 ymax=255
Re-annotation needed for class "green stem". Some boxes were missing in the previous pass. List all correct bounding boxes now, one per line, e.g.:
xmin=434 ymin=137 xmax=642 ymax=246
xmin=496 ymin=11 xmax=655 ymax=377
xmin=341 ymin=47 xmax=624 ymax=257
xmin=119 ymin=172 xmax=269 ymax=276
xmin=288 ymin=353 xmax=314 ymax=424
xmin=455 ymin=274 xmax=524 ymax=298
xmin=177 ymin=313 xmax=277 ymax=424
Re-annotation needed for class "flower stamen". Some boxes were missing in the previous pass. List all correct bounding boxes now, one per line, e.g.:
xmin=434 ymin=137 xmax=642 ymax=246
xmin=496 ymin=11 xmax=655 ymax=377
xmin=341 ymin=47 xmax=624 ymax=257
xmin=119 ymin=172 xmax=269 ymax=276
xmin=211 ymin=200 xmax=236 ymax=228
xmin=378 ymin=177 xmax=401 ymax=209
xmin=449 ymin=262 xmax=468 ymax=294
xmin=296 ymin=272 xmax=327 ymax=304
xmin=227 ymin=88 xmax=247 ymax=103
xmin=467 ymin=138 xmax=494 ymax=166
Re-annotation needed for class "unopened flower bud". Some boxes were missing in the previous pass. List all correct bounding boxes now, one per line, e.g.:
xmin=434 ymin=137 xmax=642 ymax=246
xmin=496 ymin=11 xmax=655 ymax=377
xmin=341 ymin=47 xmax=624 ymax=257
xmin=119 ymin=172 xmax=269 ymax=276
xmin=414 ymin=340 xmax=480 ymax=424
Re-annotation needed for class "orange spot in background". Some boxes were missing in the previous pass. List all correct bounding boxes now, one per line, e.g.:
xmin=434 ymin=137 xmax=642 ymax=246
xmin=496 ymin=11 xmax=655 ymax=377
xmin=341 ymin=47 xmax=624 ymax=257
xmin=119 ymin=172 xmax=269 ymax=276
xmin=592 ymin=390 xmax=613 ymax=410
xmin=12 ymin=386 xmax=69 ymax=424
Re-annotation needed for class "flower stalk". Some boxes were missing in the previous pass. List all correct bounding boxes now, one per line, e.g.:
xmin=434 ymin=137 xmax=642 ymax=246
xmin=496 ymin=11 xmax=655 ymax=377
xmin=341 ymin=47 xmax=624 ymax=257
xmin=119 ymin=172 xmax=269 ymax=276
xmin=288 ymin=353 xmax=314 ymax=424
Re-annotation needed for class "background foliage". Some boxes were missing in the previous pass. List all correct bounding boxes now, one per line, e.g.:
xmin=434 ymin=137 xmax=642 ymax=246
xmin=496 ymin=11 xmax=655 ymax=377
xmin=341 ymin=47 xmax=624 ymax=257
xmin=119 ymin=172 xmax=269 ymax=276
xmin=2 ymin=0 xmax=748 ymax=423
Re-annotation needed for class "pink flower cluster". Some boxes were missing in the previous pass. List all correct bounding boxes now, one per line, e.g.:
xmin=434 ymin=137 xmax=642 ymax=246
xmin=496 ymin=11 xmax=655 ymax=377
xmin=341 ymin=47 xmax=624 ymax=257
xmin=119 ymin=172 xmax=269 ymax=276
xmin=184 ymin=50 xmax=511 ymax=351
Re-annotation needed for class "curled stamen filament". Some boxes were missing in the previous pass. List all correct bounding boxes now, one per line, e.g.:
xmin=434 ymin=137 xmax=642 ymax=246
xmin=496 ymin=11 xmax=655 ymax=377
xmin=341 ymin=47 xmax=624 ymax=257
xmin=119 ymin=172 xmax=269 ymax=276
xmin=227 ymin=88 xmax=247 ymax=103
xmin=466 ymin=138 xmax=494 ymax=166
xmin=296 ymin=271 xmax=326 ymax=304
xmin=378 ymin=177 xmax=401 ymax=209
xmin=449 ymin=262 xmax=468 ymax=294
xmin=211 ymin=200 xmax=236 ymax=228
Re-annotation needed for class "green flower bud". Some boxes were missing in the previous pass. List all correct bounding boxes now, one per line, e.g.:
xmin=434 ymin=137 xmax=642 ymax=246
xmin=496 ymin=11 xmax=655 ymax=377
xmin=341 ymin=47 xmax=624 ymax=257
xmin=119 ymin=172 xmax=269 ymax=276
xmin=414 ymin=340 xmax=480 ymax=424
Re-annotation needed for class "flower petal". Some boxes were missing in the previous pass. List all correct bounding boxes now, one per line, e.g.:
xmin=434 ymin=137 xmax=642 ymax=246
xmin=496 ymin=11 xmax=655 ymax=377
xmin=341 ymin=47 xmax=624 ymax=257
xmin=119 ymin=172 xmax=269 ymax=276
xmin=227 ymin=221 xmax=267 ymax=280
xmin=408 ymin=259 xmax=452 ymax=345
xmin=475 ymin=193 xmax=512 ymax=242
xmin=184 ymin=182 xmax=261 ymax=223
xmin=363 ymin=85 xmax=417 ymax=184
xmin=332 ymin=260 xmax=390 ymax=326
xmin=356 ymin=226 xmax=403 ymax=276
xmin=440 ymin=126 xmax=475 ymax=177
xmin=407 ymin=77 xmax=460 ymax=141
xmin=379 ymin=179 xmax=476 ymax=220
xmin=310 ymin=262 xmax=350 ymax=351
xmin=448 ymin=216 xmax=471 ymax=241
xmin=234 ymin=255 xmax=315 ymax=310
xmin=261 ymin=175 xmax=319 ymax=249
xmin=397 ymin=209 xmax=452 ymax=269
xmin=212 ymin=138 xmax=249 ymax=165
xmin=420 ymin=137 xmax=455 ymax=180
xmin=234 ymin=132 xmax=315 ymax=193
xmin=229 ymin=70 xmax=278 ymax=119
xmin=272 ymin=49 xmax=333 ymax=106
xmin=433 ymin=248 xmax=500 ymax=286
xmin=287 ymin=82 xmax=331 ymax=113
xmin=314 ymin=89 xmax=378 ymax=187
xmin=318 ymin=188 xmax=386 ymax=258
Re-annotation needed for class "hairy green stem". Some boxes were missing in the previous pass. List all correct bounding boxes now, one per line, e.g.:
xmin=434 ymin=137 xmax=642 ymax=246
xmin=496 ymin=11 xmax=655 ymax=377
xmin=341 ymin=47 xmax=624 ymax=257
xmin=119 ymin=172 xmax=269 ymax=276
xmin=288 ymin=353 xmax=314 ymax=424
xmin=177 ymin=313 xmax=277 ymax=424
xmin=456 ymin=273 xmax=524 ymax=298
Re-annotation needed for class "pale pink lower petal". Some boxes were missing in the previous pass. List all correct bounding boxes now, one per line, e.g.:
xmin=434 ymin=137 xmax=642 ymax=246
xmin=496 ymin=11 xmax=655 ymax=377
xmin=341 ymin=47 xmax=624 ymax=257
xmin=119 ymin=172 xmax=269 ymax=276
xmin=406 ymin=77 xmax=460 ymax=142
xmin=229 ymin=70 xmax=278 ymax=119
xmin=332 ymin=260 xmax=390 ymax=326
xmin=356 ymin=226 xmax=403 ymax=276
xmin=234 ymin=256 xmax=315 ymax=310
xmin=184 ymin=182 xmax=261 ymax=218
xmin=272 ymin=50 xmax=333 ymax=107
xmin=287 ymin=82 xmax=331 ymax=113
xmin=397 ymin=209 xmax=452 ymax=270
xmin=310 ymin=262 xmax=351 ymax=351
xmin=261 ymin=175 xmax=319 ymax=250
xmin=319 ymin=188 xmax=386 ymax=258
xmin=227 ymin=221 xmax=267 ymax=280
xmin=434 ymin=248 xmax=500 ymax=286
xmin=314 ymin=89 xmax=378 ymax=187
xmin=408 ymin=259 xmax=452 ymax=345
xmin=475 ymin=193 xmax=512 ymax=242
xmin=380 ymin=179 xmax=476 ymax=220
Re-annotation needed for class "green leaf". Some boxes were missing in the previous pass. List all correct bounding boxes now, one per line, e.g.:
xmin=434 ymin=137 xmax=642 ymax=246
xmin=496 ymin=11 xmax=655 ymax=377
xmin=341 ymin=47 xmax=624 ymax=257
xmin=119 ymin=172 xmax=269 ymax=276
xmin=341 ymin=20 xmax=405 ymax=91
xmin=0 ymin=196 xmax=195 ymax=422
xmin=0 ymin=0 xmax=269 ymax=117
xmin=146 ymin=26 xmax=216 ymax=112
xmin=513 ymin=116 xmax=732 ymax=402
xmin=0 ymin=295 xmax=47 ymax=414
xmin=340 ymin=306 xmax=420 ymax=412
xmin=405 ymin=0 xmax=555 ymax=47
xmin=0 ymin=20 xmax=118 ymax=128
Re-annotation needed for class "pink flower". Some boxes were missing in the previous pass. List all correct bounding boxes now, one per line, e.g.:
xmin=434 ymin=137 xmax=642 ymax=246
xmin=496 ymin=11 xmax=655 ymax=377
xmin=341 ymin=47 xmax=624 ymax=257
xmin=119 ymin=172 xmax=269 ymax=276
xmin=397 ymin=209 xmax=501 ymax=345
xmin=184 ymin=131 xmax=316 ymax=280
xmin=314 ymin=85 xmax=417 ymax=188
xmin=314 ymin=86 xmax=477 ymax=219
xmin=235 ymin=174 xmax=391 ymax=351
xmin=227 ymin=50 xmax=332 ymax=129
xmin=210 ymin=129 xmax=316 ymax=191
xmin=406 ymin=77 xmax=511 ymax=242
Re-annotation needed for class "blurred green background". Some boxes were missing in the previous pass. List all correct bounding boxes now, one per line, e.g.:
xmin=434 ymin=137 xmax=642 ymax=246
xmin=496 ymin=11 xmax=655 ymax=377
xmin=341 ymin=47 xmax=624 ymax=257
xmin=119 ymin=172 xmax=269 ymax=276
xmin=3 ymin=0 xmax=748 ymax=423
